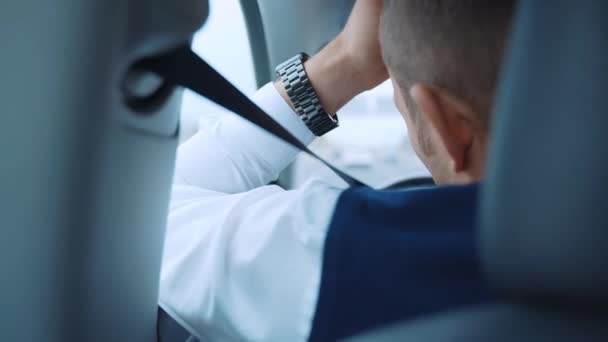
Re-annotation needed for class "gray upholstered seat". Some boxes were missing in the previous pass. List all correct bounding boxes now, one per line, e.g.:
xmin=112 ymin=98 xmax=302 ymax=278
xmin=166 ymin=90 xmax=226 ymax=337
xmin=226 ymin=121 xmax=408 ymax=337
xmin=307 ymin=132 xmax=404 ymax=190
xmin=0 ymin=1 xmax=207 ymax=341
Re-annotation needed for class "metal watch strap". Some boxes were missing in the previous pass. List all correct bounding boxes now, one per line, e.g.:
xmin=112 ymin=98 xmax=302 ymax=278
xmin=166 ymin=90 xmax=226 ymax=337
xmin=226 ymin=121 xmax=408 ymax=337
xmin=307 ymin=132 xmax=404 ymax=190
xmin=275 ymin=53 xmax=339 ymax=136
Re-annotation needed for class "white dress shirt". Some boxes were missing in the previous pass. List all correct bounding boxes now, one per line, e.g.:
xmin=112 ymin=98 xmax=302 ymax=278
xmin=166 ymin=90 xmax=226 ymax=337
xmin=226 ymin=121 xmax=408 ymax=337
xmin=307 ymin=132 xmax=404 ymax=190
xmin=159 ymin=82 xmax=345 ymax=341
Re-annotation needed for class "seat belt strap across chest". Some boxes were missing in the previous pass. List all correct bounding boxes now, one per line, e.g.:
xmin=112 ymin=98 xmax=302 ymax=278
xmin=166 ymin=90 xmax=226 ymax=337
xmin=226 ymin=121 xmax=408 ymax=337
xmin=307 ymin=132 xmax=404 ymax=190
xmin=140 ymin=45 xmax=366 ymax=187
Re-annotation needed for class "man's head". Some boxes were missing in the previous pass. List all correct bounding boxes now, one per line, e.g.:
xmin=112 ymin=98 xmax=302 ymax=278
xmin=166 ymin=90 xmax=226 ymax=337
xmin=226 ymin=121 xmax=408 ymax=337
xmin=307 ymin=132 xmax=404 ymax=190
xmin=380 ymin=0 xmax=515 ymax=184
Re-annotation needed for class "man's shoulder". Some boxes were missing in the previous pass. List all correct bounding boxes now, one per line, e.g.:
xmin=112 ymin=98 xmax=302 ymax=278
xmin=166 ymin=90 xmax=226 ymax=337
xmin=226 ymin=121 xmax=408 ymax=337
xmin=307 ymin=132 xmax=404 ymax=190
xmin=331 ymin=183 xmax=480 ymax=231
xmin=341 ymin=183 xmax=479 ymax=210
xmin=312 ymin=183 xmax=487 ymax=341
xmin=294 ymin=181 xmax=480 ymax=241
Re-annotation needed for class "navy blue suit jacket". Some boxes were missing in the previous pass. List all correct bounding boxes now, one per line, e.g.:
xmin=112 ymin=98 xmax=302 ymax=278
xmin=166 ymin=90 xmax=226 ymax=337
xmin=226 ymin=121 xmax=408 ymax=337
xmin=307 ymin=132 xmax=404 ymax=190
xmin=309 ymin=184 xmax=493 ymax=341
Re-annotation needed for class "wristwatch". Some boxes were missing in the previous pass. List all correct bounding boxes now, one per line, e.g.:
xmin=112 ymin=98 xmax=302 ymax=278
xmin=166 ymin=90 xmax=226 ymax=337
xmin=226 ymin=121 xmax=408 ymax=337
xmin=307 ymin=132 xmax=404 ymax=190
xmin=275 ymin=53 xmax=339 ymax=136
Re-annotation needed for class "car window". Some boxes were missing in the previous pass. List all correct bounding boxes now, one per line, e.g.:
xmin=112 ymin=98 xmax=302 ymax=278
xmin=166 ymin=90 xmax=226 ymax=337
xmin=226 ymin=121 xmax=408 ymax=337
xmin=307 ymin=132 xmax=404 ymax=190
xmin=290 ymin=80 xmax=430 ymax=188
xmin=179 ymin=0 xmax=256 ymax=142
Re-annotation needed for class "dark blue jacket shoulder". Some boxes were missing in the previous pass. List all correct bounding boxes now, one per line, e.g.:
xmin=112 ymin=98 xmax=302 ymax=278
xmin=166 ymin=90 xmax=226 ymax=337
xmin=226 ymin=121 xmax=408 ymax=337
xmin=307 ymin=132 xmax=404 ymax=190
xmin=309 ymin=184 xmax=493 ymax=341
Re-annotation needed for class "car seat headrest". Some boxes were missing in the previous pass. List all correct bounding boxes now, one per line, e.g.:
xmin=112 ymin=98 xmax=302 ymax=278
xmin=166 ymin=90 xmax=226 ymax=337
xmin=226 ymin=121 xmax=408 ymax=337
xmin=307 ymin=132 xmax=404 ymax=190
xmin=481 ymin=0 xmax=608 ymax=306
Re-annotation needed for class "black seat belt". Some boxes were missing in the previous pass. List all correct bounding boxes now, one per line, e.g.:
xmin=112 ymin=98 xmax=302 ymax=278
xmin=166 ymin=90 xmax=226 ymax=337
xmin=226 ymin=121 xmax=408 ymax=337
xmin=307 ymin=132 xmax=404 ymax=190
xmin=140 ymin=44 xmax=366 ymax=188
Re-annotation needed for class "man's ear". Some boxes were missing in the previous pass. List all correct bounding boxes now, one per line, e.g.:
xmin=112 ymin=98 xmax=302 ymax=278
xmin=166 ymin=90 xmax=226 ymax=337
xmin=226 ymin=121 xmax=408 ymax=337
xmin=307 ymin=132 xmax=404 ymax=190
xmin=409 ymin=83 xmax=476 ymax=173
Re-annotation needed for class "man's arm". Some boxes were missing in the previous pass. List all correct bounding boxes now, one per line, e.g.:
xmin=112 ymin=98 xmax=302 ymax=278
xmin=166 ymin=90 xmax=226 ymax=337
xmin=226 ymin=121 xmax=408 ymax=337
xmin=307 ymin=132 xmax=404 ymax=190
xmin=160 ymin=1 xmax=388 ymax=340
xmin=161 ymin=81 xmax=344 ymax=340
xmin=172 ymin=81 xmax=314 ymax=193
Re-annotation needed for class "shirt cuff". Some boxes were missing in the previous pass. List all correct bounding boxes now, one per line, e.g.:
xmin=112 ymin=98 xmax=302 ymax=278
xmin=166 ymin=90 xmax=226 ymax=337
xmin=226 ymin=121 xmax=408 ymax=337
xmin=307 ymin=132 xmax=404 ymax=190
xmin=253 ymin=82 xmax=315 ymax=145
xmin=216 ymin=81 xmax=315 ymax=173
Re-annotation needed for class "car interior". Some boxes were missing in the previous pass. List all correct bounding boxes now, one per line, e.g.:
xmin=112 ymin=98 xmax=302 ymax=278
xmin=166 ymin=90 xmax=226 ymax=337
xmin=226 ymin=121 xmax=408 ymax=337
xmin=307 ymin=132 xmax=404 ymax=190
xmin=1 ymin=0 xmax=606 ymax=341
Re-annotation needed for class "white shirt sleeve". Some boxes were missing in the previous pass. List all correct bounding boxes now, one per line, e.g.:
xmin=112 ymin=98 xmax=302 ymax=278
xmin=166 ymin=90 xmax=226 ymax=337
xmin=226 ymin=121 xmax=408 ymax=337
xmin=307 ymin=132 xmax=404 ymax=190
xmin=159 ymin=82 xmax=344 ymax=341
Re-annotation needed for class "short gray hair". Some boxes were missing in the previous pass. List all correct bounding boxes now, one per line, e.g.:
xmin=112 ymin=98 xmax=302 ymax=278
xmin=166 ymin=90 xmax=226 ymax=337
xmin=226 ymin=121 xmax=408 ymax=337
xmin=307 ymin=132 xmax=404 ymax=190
xmin=380 ymin=0 xmax=515 ymax=122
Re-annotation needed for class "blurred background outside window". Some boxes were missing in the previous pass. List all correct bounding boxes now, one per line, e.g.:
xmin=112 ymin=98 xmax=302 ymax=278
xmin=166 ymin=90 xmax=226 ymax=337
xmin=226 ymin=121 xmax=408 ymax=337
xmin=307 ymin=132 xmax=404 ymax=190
xmin=179 ymin=0 xmax=257 ymax=143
